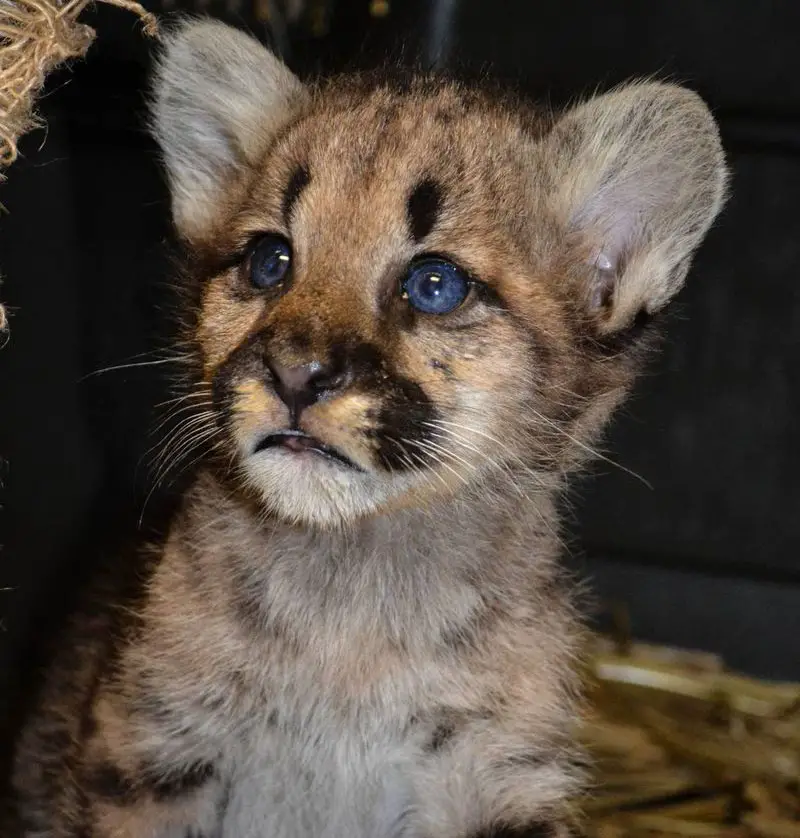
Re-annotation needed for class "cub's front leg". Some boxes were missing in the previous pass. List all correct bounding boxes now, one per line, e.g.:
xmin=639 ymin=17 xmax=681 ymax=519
xmin=11 ymin=677 xmax=227 ymax=838
xmin=76 ymin=747 xmax=226 ymax=838
xmin=413 ymin=740 xmax=582 ymax=838
xmin=408 ymin=663 xmax=584 ymax=838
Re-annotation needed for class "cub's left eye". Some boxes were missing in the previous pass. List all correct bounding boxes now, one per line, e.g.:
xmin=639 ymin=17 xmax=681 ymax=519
xmin=249 ymin=234 xmax=292 ymax=290
xmin=402 ymin=258 xmax=470 ymax=315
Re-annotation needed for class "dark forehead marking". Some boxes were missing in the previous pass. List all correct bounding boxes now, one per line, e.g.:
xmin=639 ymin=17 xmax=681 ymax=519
xmin=281 ymin=164 xmax=310 ymax=226
xmin=407 ymin=178 xmax=442 ymax=243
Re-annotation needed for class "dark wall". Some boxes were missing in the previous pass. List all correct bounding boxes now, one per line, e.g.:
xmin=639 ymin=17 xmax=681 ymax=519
xmin=0 ymin=0 xmax=797 ymax=730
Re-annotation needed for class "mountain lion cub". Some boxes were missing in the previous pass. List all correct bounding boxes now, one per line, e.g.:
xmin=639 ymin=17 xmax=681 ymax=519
xmin=6 ymin=17 xmax=727 ymax=838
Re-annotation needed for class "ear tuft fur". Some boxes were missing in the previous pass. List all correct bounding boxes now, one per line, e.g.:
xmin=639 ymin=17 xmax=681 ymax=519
xmin=547 ymin=81 xmax=729 ymax=331
xmin=150 ymin=18 xmax=306 ymax=240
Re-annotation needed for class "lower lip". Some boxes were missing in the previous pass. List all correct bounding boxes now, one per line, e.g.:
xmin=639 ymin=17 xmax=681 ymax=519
xmin=254 ymin=437 xmax=360 ymax=471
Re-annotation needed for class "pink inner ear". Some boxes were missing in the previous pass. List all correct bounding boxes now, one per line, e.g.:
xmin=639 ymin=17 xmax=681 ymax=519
xmin=579 ymin=181 xmax=649 ymax=312
xmin=589 ymin=254 xmax=616 ymax=311
xmin=586 ymin=187 xmax=643 ymax=264
xmin=595 ymin=252 xmax=613 ymax=272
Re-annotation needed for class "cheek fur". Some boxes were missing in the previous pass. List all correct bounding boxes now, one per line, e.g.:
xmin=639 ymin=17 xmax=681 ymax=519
xmin=228 ymin=380 xmax=286 ymax=450
xmin=302 ymin=394 xmax=384 ymax=472
xmin=210 ymin=335 xmax=272 ymax=445
xmin=199 ymin=279 xmax=265 ymax=376
xmin=365 ymin=372 xmax=437 ymax=472
xmin=405 ymin=321 xmax=539 ymax=471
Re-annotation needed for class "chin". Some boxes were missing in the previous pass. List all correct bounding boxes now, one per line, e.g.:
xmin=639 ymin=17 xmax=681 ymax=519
xmin=239 ymin=447 xmax=417 ymax=530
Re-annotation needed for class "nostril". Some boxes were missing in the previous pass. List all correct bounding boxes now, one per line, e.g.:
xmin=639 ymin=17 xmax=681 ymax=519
xmin=267 ymin=359 xmax=349 ymax=416
xmin=309 ymin=368 xmax=347 ymax=394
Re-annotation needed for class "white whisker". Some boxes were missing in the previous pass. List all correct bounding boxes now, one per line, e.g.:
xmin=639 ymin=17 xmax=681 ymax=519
xmin=527 ymin=406 xmax=652 ymax=489
xmin=80 ymin=354 xmax=191 ymax=380
xmin=402 ymin=438 xmax=468 ymax=488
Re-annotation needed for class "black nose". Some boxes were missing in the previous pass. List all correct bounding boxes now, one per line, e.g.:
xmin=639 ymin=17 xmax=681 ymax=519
xmin=268 ymin=360 xmax=348 ymax=421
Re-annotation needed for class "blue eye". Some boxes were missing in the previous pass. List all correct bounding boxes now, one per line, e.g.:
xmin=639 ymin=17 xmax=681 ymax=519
xmin=403 ymin=258 xmax=470 ymax=315
xmin=249 ymin=234 xmax=292 ymax=290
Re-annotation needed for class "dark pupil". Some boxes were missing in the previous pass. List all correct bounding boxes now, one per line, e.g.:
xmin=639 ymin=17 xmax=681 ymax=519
xmin=262 ymin=248 xmax=285 ymax=279
xmin=422 ymin=272 xmax=446 ymax=299
xmin=251 ymin=236 xmax=291 ymax=288
xmin=405 ymin=259 xmax=468 ymax=314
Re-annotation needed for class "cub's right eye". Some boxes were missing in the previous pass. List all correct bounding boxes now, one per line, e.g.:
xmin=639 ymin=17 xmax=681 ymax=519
xmin=248 ymin=234 xmax=292 ymax=290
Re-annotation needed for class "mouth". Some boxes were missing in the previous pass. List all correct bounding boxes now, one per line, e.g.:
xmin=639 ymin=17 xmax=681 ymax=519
xmin=253 ymin=430 xmax=361 ymax=471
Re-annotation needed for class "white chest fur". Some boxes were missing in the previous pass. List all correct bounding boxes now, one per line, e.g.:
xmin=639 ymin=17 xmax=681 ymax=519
xmin=220 ymin=714 xmax=420 ymax=838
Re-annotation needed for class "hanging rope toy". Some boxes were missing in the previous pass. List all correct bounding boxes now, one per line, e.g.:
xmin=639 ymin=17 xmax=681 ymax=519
xmin=0 ymin=0 xmax=158 ymax=336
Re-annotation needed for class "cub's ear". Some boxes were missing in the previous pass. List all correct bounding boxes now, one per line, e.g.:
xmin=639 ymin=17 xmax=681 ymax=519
xmin=151 ymin=18 xmax=307 ymax=240
xmin=546 ymin=81 xmax=729 ymax=333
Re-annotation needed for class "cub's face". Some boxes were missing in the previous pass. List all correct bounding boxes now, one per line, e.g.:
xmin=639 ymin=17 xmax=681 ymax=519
xmin=152 ymin=21 xmax=727 ymax=529
xmin=191 ymin=88 xmax=570 ymax=527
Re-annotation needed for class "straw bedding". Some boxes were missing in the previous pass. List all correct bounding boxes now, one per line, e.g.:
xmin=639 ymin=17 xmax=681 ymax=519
xmin=583 ymin=637 xmax=800 ymax=838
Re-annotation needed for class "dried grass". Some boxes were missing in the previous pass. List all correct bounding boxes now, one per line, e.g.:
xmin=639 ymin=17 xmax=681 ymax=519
xmin=0 ymin=0 xmax=157 ymax=167
xmin=583 ymin=637 xmax=800 ymax=838
xmin=0 ymin=0 xmax=157 ymax=334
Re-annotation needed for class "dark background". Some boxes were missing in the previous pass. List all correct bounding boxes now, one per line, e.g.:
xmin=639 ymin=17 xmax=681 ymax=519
xmin=1 ymin=0 xmax=798 ymax=754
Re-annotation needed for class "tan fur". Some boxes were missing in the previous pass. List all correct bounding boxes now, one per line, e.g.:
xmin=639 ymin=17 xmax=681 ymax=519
xmin=5 ymin=17 xmax=727 ymax=838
